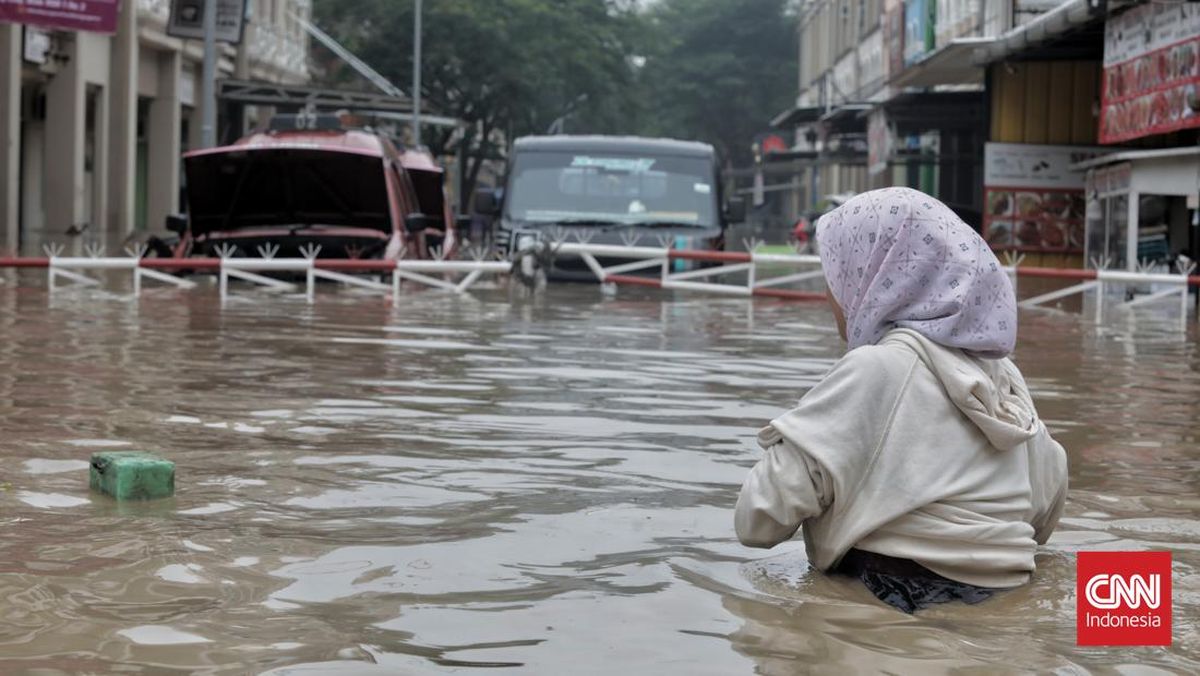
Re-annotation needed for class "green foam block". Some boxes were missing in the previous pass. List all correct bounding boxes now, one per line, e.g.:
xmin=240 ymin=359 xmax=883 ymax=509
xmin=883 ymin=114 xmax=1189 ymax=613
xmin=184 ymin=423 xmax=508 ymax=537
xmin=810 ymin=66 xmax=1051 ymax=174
xmin=89 ymin=451 xmax=175 ymax=500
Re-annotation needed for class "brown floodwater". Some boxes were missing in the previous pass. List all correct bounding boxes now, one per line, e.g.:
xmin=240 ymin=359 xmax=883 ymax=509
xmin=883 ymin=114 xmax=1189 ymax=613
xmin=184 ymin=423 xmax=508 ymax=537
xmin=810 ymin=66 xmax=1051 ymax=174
xmin=0 ymin=274 xmax=1196 ymax=674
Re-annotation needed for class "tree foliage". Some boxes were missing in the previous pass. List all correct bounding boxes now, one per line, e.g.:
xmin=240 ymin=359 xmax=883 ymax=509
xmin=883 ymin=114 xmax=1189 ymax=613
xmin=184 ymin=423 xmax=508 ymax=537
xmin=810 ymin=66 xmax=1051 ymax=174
xmin=636 ymin=0 xmax=797 ymax=165
xmin=312 ymin=0 xmax=643 ymax=200
xmin=310 ymin=0 xmax=796 ymax=197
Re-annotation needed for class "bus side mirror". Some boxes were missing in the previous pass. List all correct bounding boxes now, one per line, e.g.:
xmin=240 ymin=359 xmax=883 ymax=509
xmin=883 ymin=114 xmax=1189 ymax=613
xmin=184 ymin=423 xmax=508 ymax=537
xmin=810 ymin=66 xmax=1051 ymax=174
xmin=725 ymin=197 xmax=746 ymax=224
xmin=165 ymin=214 xmax=188 ymax=235
xmin=473 ymin=189 xmax=499 ymax=215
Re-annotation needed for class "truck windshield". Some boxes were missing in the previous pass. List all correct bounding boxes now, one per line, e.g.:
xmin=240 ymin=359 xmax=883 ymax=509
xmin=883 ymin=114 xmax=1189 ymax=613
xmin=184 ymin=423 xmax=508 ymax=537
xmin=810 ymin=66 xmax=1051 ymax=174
xmin=505 ymin=150 xmax=718 ymax=227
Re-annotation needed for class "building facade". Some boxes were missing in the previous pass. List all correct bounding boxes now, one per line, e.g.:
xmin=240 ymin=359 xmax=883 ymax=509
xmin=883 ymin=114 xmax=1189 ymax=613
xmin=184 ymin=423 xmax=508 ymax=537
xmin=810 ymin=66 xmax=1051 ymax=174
xmin=771 ymin=0 xmax=1200 ymax=272
xmin=0 ymin=0 xmax=310 ymax=256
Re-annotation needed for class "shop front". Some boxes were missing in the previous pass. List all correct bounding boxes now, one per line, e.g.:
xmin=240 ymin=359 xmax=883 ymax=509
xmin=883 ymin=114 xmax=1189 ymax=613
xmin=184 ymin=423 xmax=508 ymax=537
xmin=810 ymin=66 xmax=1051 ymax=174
xmin=1076 ymin=148 xmax=1200 ymax=272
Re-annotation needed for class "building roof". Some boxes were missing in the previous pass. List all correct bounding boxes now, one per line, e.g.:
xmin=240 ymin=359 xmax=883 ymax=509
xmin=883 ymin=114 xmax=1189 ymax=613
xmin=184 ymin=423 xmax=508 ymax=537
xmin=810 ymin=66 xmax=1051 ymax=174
xmin=514 ymin=135 xmax=715 ymax=158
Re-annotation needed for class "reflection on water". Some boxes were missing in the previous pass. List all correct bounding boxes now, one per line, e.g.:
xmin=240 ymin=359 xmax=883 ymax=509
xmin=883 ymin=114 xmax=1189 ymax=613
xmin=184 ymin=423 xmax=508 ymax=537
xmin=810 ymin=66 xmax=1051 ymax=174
xmin=0 ymin=275 xmax=1196 ymax=673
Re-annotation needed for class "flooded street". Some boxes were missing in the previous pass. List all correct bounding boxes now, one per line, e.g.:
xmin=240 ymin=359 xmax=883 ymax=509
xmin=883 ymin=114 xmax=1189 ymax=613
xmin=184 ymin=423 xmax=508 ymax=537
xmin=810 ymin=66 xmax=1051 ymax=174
xmin=1 ymin=277 xmax=1197 ymax=674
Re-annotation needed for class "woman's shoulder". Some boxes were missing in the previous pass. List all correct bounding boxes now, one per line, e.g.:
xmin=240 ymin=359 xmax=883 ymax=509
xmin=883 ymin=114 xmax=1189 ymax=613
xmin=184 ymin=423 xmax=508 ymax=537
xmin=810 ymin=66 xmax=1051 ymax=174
xmin=829 ymin=339 xmax=922 ymax=384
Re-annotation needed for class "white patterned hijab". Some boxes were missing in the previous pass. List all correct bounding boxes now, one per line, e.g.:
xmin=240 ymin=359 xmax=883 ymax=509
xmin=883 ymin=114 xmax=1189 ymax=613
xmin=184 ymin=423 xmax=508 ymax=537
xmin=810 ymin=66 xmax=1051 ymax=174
xmin=815 ymin=187 xmax=1017 ymax=359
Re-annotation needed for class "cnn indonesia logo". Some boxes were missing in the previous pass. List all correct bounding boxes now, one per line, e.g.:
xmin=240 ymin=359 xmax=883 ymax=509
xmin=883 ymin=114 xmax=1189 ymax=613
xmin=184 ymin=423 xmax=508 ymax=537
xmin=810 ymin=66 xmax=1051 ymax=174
xmin=1077 ymin=551 xmax=1172 ymax=646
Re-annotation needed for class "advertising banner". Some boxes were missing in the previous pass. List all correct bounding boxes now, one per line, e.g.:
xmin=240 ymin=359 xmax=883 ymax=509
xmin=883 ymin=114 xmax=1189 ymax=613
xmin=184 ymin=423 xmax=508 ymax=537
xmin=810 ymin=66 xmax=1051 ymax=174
xmin=983 ymin=143 xmax=1111 ymax=252
xmin=0 ymin=0 xmax=118 ymax=34
xmin=1100 ymin=2 xmax=1200 ymax=143
xmin=884 ymin=0 xmax=904 ymax=81
xmin=903 ymin=0 xmax=934 ymax=66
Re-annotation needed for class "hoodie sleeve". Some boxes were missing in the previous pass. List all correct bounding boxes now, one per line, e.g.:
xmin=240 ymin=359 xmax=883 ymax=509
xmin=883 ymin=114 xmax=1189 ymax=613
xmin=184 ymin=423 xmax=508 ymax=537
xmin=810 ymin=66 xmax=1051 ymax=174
xmin=734 ymin=346 xmax=915 ymax=549
xmin=1027 ymin=421 xmax=1069 ymax=544
xmin=734 ymin=432 xmax=831 ymax=548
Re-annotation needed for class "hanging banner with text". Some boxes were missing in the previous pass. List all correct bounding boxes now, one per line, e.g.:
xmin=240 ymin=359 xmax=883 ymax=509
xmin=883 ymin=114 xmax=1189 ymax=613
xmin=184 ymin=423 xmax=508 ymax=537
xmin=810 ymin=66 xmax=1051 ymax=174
xmin=0 ymin=0 xmax=119 ymax=34
xmin=1100 ymin=2 xmax=1200 ymax=143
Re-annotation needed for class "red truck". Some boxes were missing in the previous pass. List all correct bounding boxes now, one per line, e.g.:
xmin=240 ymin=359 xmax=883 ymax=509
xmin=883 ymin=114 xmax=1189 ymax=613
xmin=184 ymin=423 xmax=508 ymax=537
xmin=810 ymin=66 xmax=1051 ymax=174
xmin=160 ymin=114 xmax=457 ymax=262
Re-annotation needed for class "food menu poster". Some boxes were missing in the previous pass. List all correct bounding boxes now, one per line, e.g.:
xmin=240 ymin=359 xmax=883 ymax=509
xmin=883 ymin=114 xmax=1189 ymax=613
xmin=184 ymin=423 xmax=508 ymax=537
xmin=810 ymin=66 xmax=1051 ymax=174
xmin=984 ymin=188 xmax=1086 ymax=252
xmin=983 ymin=143 xmax=1110 ymax=252
xmin=0 ymin=0 xmax=118 ymax=34
xmin=1100 ymin=2 xmax=1200 ymax=143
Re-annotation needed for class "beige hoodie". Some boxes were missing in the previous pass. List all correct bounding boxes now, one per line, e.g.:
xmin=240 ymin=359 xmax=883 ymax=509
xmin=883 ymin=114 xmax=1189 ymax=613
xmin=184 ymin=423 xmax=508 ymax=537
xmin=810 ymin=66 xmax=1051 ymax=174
xmin=734 ymin=328 xmax=1068 ymax=588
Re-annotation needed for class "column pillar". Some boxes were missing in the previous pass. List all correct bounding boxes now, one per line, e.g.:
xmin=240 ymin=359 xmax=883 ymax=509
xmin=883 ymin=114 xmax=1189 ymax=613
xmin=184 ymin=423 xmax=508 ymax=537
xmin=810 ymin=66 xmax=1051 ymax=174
xmin=0 ymin=25 xmax=20 ymax=254
xmin=146 ymin=49 xmax=181 ymax=235
xmin=107 ymin=0 xmax=138 ymax=240
xmin=1126 ymin=190 xmax=1139 ymax=271
xmin=45 ymin=34 xmax=86 ymax=251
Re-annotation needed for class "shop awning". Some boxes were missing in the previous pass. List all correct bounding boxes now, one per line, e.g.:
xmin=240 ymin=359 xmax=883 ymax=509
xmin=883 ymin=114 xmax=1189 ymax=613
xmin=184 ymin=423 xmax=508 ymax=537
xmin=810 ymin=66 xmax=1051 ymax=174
xmin=819 ymin=104 xmax=872 ymax=123
xmin=889 ymin=38 xmax=993 ymax=89
xmin=973 ymin=0 xmax=1114 ymax=65
xmin=819 ymin=103 xmax=872 ymax=134
xmin=770 ymin=105 xmax=823 ymax=128
xmin=1069 ymin=146 xmax=1200 ymax=171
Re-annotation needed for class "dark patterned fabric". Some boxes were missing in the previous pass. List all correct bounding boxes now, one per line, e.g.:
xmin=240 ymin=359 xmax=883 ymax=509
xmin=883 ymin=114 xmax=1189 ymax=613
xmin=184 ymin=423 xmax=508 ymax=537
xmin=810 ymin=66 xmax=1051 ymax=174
xmin=833 ymin=548 xmax=996 ymax=614
xmin=815 ymin=188 xmax=1017 ymax=359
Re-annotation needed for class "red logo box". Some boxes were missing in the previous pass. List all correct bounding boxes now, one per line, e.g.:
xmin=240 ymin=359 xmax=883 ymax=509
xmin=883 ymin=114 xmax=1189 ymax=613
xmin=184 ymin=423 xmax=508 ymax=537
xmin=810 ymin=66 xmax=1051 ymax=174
xmin=1077 ymin=551 xmax=1172 ymax=646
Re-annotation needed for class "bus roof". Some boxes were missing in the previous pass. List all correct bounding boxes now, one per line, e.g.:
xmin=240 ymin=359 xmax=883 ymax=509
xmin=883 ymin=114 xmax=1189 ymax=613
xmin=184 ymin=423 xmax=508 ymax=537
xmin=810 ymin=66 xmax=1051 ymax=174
xmin=513 ymin=135 xmax=715 ymax=158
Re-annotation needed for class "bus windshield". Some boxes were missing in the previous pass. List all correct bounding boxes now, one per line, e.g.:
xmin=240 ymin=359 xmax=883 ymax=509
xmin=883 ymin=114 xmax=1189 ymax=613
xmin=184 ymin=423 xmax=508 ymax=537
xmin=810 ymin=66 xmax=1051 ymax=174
xmin=505 ymin=150 xmax=718 ymax=227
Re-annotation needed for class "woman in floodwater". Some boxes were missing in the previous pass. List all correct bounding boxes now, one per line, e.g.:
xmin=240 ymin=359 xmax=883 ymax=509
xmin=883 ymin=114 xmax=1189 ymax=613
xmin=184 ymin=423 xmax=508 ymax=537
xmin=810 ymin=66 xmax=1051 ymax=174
xmin=734 ymin=187 xmax=1069 ymax=613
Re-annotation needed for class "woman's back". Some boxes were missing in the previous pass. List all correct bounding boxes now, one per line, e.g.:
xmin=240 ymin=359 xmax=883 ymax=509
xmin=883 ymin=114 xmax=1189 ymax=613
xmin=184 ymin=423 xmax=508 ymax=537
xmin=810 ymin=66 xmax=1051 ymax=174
xmin=734 ymin=187 xmax=1069 ymax=612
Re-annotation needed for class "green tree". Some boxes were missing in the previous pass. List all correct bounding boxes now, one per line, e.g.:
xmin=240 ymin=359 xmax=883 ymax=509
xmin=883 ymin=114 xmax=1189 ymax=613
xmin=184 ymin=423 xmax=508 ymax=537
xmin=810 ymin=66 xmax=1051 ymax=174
xmin=636 ymin=0 xmax=797 ymax=165
xmin=312 ymin=0 xmax=643 ymax=203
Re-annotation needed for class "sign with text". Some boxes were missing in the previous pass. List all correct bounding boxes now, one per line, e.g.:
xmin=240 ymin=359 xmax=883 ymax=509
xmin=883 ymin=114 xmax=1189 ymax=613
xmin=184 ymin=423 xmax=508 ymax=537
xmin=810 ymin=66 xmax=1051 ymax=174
xmin=167 ymin=0 xmax=247 ymax=45
xmin=1077 ymin=551 xmax=1172 ymax=646
xmin=1100 ymin=2 xmax=1200 ymax=143
xmin=23 ymin=25 xmax=49 ymax=63
xmin=0 ymin=0 xmax=118 ymax=34
xmin=983 ymin=143 xmax=1111 ymax=253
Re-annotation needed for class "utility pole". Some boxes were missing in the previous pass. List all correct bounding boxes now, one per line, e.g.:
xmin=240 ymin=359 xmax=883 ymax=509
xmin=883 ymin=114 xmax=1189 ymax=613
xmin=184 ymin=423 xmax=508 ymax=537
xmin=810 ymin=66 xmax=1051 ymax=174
xmin=201 ymin=0 xmax=217 ymax=147
xmin=412 ymin=0 xmax=423 ymax=147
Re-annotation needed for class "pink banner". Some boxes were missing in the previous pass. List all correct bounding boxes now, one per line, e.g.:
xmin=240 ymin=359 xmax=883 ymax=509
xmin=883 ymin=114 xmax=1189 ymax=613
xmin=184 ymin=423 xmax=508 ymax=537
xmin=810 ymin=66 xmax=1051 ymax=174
xmin=0 ymin=0 xmax=119 ymax=35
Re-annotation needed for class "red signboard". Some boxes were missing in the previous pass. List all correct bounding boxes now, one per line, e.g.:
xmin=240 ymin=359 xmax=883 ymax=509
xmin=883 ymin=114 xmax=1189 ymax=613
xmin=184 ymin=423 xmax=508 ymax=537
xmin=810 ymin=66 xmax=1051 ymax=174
xmin=1099 ymin=3 xmax=1200 ymax=144
xmin=0 ymin=0 xmax=119 ymax=34
xmin=1077 ymin=551 xmax=1172 ymax=646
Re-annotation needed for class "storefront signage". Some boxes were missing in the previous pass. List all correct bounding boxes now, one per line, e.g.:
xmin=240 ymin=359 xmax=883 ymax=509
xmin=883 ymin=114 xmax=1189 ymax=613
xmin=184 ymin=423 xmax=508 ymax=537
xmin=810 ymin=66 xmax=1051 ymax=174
xmin=1085 ymin=162 xmax=1132 ymax=197
xmin=1100 ymin=2 xmax=1200 ymax=143
xmin=983 ymin=143 xmax=1112 ymax=253
xmin=884 ymin=0 xmax=904 ymax=82
xmin=904 ymin=0 xmax=934 ymax=66
xmin=0 ymin=0 xmax=118 ymax=34
xmin=23 ymin=25 xmax=49 ymax=63
xmin=167 ymin=0 xmax=247 ymax=45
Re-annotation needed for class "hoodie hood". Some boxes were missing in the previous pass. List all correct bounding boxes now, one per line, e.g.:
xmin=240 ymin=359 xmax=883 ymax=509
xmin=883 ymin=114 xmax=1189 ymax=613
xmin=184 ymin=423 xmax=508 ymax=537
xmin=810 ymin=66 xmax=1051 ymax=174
xmin=880 ymin=329 xmax=1038 ymax=450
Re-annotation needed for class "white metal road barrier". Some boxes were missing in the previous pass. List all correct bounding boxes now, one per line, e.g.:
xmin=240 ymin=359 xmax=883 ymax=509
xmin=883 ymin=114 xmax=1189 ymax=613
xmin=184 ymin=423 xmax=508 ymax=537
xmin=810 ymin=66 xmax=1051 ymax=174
xmin=548 ymin=234 xmax=827 ymax=301
xmin=2 ymin=242 xmax=1196 ymax=327
xmin=28 ymin=243 xmax=509 ymax=305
